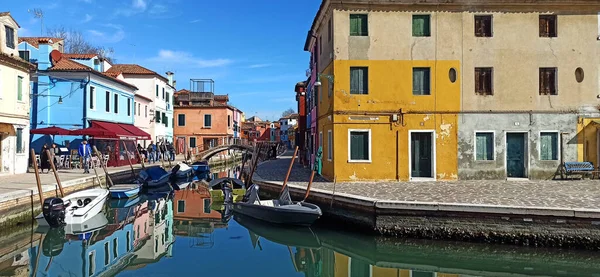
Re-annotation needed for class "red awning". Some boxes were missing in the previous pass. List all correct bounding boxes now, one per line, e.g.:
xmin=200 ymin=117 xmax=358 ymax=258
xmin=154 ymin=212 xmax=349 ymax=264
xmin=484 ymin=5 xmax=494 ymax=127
xmin=30 ymin=126 xmax=72 ymax=135
xmin=70 ymin=126 xmax=116 ymax=137
xmin=118 ymin=124 xmax=151 ymax=140
xmin=91 ymin=121 xmax=137 ymax=139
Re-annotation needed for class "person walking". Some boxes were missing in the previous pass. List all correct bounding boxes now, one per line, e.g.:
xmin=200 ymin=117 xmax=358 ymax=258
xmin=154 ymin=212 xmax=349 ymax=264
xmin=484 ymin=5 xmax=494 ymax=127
xmin=167 ymin=142 xmax=175 ymax=161
xmin=160 ymin=142 xmax=167 ymax=161
xmin=147 ymin=141 xmax=155 ymax=164
xmin=78 ymin=139 xmax=92 ymax=174
xmin=39 ymin=144 xmax=51 ymax=173
xmin=51 ymin=143 xmax=60 ymax=167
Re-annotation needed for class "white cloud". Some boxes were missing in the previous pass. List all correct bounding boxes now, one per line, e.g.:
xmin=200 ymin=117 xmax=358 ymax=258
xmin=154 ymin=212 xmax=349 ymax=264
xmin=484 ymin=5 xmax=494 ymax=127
xmin=88 ymin=24 xmax=125 ymax=43
xmin=82 ymin=14 xmax=93 ymax=23
xmin=189 ymin=19 xmax=201 ymax=24
xmin=133 ymin=0 xmax=147 ymax=10
xmin=149 ymin=4 xmax=168 ymax=15
xmin=114 ymin=0 xmax=148 ymax=16
xmin=247 ymin=63 xmax=272 ymax=69
xmin=148 ymin=50 xmax=232 ymax=68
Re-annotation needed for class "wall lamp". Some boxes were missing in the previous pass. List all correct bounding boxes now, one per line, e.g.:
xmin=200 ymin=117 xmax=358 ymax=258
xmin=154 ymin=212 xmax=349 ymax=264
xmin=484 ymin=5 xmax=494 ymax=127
xmin=31 ymin=94 xmax=63 ymax=104
xmin=314 ymin=74 xmax=334 ymax=87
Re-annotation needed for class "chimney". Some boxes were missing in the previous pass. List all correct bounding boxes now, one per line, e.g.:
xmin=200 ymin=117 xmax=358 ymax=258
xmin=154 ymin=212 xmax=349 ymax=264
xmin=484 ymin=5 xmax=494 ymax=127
xmin=166 ymin=71 xmax=174 ymax=86
xmin=38 ymin=39 xmax=54 ymax=71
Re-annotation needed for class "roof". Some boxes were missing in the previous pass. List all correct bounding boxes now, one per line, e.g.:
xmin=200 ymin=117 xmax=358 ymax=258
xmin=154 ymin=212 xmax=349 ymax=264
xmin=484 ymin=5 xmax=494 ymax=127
xmin=62 ymin=53 xmax=98 ymax=59
xmin=106 ymin=64 xmax=169 ymax=83
xmin=47 ymin=57 xmax=138 ymax=90
xmin=0 ymin=52 xmax=35 ymax=72
xmin=0 ymin=12 xmax=20 ymax=28
xmin=18 ymin=37 xmax=64 ymax=48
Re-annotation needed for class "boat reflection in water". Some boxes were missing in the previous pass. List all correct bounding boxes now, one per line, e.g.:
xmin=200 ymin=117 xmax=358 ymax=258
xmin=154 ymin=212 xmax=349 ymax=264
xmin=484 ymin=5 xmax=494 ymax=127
xmin=27 ymin=193 xmax=175 ymax=277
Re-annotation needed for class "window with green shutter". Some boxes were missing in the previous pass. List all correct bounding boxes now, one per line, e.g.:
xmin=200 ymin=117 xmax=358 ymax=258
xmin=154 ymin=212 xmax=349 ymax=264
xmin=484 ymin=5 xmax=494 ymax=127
xmin=412 ymin=68 xmax=431 ymax=95
xmin=412 ymin=15 xmax=431 ymax=37
xmin=540 ymin=132 xmax=558 ymax=160
xmin=349 ymin=130 xmax=370 ymax=161
xmin=155 ymin=111 xmax=161 ymax=123
xmin=178 ymin=114 xmax=185 ymax=126
xmin=475 ymin=132 xmax=494 ymax=160
xmin=350 ymin=67 xmax=368 ymax=95
xmin=204 ymin=114 xmax=212 ymax=128
xmin=162 ymin=113 xmax=168 ymax=127
xmin=349 ymin=14 xmax=368 ymax=36
xmin=16 ymin=128 xmax=23 ymax=153
xmin=17 ymin=76 xmax=23 ymax=101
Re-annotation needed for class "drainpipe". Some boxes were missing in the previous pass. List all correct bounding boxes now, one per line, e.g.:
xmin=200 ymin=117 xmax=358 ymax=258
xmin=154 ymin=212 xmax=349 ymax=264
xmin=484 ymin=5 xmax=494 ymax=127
xmin=81 ymin=73 xmax=92 ymax=129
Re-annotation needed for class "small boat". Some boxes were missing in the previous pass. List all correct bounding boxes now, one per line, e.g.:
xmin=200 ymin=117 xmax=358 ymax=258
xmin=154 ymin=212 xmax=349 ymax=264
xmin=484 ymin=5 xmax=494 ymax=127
xmin=35 ymin=212 xmax=109 ymax=236
xmin=35 ymin=188 xmax=110 ymax=228
xmin=208 ymin=177 xmax=246 ymax=202
xmin=174 ymin=162 xmax=193 ymax=179
xmin=109 ymin=183 xmax=142 ymax=199
xmin=139 ymin=166 xmax=171 ymax=188
xmin=234 ymin=214 xmax=321 ymax=249
xmin=232 ymin=184 xmax=322 ymax=226
xmin=191 ymin=161 xmax=211 ymax=181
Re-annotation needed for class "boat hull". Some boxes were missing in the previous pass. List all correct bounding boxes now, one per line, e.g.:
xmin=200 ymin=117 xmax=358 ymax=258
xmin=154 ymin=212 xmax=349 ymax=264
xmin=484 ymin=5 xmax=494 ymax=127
xmin=232 ymin=201 xmax=322 ymax=226
xmin=109 ymin=184 xmax=141 ymax=199
xmin=35 ymin=189 xmax=109 ymax=227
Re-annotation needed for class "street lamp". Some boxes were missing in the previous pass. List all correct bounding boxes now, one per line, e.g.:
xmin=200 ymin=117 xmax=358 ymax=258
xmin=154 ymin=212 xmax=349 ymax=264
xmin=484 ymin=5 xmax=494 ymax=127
xmin=30 ymin=94 xmax=64 ymax=104
xmin=314 ymin=74 xmax=334 ymax=87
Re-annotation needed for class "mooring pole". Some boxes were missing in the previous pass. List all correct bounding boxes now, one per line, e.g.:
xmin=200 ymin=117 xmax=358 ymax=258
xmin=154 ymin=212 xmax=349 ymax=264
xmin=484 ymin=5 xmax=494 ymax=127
xmin=280 ymin=146 xmax=299 ymax=194
xmin=30 ymin=149 xmax=44 ymax=207
xmin=46 ymin=149 xmax=64 ymax=197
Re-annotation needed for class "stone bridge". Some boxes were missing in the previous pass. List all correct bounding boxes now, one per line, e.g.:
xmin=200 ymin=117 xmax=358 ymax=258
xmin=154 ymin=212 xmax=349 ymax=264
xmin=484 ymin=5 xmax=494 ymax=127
xmin=195 ymin=141 xmax=280 ymax=161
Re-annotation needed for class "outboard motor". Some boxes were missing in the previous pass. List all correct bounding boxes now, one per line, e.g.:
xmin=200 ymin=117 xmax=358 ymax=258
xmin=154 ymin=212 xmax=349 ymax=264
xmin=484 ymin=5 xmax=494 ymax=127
xmin=242 ymin=184 xmax=259 ymax=203
xmin=42 ymin=198 xmax=66 ymax=228
xmin=42 ymin=227 xmax=67 ymax=257
xmin=222 ymin=183 xmax=233 ymax=204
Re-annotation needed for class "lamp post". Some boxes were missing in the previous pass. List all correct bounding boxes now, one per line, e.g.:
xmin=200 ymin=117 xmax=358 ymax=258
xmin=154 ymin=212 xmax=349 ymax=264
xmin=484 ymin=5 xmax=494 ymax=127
xmin=30 ymin=94 xmax=63 ymax=104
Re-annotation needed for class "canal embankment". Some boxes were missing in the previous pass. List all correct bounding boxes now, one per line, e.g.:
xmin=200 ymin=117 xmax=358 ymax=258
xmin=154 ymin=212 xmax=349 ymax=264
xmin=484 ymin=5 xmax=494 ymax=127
xmin=253 ymin=152 xmax=600 ymax=250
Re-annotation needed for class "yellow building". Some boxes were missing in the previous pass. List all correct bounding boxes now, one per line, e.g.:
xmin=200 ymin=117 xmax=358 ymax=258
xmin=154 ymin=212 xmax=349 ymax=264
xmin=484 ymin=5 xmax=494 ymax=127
xmin=304 ymin=0 xmax=600 ymax=181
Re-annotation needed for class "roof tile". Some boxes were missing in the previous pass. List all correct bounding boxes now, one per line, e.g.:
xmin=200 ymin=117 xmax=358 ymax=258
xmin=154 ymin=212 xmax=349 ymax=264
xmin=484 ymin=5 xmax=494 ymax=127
xmin=18 ymin=37 xmax=64 ymax=48
xmin=48 ymin=58 xmax=137 ymax=90
xmin=62 ymin=53 xmax=98 ymax=59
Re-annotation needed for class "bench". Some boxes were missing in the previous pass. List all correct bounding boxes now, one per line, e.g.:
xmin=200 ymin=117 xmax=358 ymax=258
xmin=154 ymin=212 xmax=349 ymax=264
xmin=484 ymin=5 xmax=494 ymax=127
xmin=564 ymin=162 xmax=597 ymax=179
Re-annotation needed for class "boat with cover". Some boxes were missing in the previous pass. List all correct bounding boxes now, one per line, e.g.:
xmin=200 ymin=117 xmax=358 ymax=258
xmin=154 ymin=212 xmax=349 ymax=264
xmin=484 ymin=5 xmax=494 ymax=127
xmin=174 ymin=162 xmax=193 ymax=179
xmin=109 ymin=183 xmax=142 ymax=199
xmin=232 ymin=184 xmax=322 ymax=226
xmin=209 ymin=177 xmax=246 ymax=202
xmin=138 ymin=166 xmax=171 ymax=188
xmin=191 ymin=160 xmax=211 ymax=181
xmin=35 ymin=188 xmax=110 ymax=228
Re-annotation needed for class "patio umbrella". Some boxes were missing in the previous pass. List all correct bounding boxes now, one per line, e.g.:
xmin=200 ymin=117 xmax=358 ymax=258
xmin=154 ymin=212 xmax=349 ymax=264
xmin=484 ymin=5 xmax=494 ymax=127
xmin=30 ymin=126 xmax=72 ymax=143
xmin=69 ymin=127 xmax=114 ymax=138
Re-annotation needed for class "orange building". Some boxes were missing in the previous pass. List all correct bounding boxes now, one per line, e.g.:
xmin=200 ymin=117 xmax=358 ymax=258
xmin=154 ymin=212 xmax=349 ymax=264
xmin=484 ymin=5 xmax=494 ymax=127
xmin=173 ymin=187 xmax=221 ymax=221
xmin=173 ymin=86 xmax=241 ymax=153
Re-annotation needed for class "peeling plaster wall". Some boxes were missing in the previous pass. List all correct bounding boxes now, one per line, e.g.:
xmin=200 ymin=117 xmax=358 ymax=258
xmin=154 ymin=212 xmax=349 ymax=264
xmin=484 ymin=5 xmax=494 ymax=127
xmin=458 ymin=113 xmax=577 ymax=180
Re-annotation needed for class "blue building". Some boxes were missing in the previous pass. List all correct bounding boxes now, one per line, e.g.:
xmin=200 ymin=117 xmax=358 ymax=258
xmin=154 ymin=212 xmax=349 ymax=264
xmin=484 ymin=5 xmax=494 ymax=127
xmin=19 ymin=38 xmax=148 ymax=161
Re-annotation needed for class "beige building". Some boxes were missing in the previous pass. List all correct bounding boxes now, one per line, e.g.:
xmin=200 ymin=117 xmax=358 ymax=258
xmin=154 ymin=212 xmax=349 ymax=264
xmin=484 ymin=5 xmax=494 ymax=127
xmin=305 ymin=0 xmax=600 ymax=181
xmin=0 ymin=12 xmax=33 ymax=174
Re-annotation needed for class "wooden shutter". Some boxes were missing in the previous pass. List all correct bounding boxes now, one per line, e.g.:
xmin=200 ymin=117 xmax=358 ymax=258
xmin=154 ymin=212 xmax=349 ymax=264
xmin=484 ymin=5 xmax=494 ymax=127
xmin=413 ymin=69 xmax=423 ymax=95
xmin=413 ymin=16 xmax=423 ymax=36
xmin=475 ymin=69 xmax=481 ymax=94
xmin=350 ymin=15 xmax=358 ymax=36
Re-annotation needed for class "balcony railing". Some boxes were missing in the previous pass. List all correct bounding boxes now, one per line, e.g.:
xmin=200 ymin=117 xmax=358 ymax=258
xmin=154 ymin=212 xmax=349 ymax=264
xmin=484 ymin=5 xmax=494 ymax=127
xmin=175 ymin=92 xmax=214 ymax=102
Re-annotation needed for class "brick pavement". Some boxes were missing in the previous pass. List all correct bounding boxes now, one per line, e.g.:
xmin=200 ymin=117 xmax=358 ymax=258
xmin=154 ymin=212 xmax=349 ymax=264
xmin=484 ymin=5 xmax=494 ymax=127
xmin=254 ymin=151 xmax=600 ymax=210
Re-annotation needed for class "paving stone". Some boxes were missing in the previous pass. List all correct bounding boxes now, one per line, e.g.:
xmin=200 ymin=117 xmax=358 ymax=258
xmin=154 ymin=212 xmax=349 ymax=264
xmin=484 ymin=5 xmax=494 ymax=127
xmin=255 ymin=151 xmax=600 ymax=210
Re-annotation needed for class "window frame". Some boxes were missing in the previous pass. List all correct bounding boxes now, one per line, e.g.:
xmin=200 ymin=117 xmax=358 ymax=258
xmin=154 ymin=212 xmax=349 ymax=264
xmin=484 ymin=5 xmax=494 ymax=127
xmin=475 ymin=67 xmax=494 ymax=95
xmin=412 ymin=14 xmax=431 ymax=37
xmin=349 ymin=66 xmax=369 ymax=95
xmin=88 ymin=251 xmax=96 ymax=277
xmin=412 ymin=67 xmax=431 ymax=96
xmin=189 ymin=137 xmax=197 ymax=148
xmin=127 ymin=98 xmax=131 ymax=116
xmin=539 ymin=67 xmax=558 ymax=95
xmin=539 ymin=130 xmax=560 ymax=161
xmin=473 ymin=131 xmax=496 ymax=161
xmin=539 ymin=14 xmax=557 ymax=38
xmin=156 ymin=85 xmax=159 ymax=97
xmin=144 ymin=105 xmax=147 ymax=118
xmin=16 ymin=128 xmax=23 ymax=154
xmin=18 ymin=50 xmax=30 ymax=62
xmin=16 ymin=76 xmax=23 ymax=102
xmin=327 ymin=129 xmax=333 ymax=161
xmin=4 ymin=26 xmax=15 ymax=49
xmin=89 ymin=87 xmax=95 ymax=110
xmin=177 ymin=200 xmax=185 ymax=213
xmin=178 ymin=114 xmax=186 ymax=126
xmin=204 ymin=114 xmax=212 ymax=128
xmin=113 ymin=94 xmax=119 ymax=114
xmin=474 ymin=15 xmax=493 ymax=37
xmin=105 ymin=91 xmax=110 ymax=113
xmin=349 ymin=14 xmax=368 ymax=36
xmin=347 ymin=129 xmax=372 ymax=163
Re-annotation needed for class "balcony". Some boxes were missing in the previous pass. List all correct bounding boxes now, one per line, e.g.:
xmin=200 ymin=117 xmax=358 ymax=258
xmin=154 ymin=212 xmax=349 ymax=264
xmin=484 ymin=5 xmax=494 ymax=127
xmin=175 ymin=92 xmax=214 ymax=102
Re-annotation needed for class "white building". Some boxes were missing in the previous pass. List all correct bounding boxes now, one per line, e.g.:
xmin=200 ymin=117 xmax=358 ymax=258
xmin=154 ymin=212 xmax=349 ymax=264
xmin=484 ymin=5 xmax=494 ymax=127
xmin=0 ymin=12 xmax=32 ymax=174
xmin=105 ymin=65 xmax=175 ymax=145
xmin=279 ymin=113 xmax=298 ymax=149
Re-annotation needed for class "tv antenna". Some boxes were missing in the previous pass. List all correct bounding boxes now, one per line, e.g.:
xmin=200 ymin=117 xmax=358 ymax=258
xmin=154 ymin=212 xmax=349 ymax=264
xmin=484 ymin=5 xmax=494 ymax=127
xmin=27 ymin=8 xmax=44 ymax=35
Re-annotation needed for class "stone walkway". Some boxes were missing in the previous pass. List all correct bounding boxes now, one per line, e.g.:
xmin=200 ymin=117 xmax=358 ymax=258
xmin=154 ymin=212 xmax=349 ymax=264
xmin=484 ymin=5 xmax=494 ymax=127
xmin=254 ymin=151 xmax=600 ymax=210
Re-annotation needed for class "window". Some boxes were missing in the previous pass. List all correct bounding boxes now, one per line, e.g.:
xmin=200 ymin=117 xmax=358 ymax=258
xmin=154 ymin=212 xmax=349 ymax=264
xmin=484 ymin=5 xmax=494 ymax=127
xmin=204 ymin=114 xmax=212 ymax=128
xmin=4 ymin=26 xmax=14 ymax=49
xmin=162 ymin=112 xmax=168 ymax=127
xmin=18 ymin=51 xmax=29 ymax=61
xmin=112 ymin=238 xmax=118 ymax=260
xmin=475 ymin=132 xmax=494 ymax=160
xmin=350 ymin=67 xmax=368 ymax=94
xmin=539 ymin=68 xmax=557 ymax=95
xmin=138 ymin=103 xmax=141 ymax=115
xmin=412 ymin=15 xmax=431 ymax=37
xmin=328 ymin=18 xmax=332 ymax=41
xmin=228 ymin=115 xmax=231 ymax=127
xmin=190 ymin=137 xmax=197 ymax=148
xmin=475 ymin=67 xmax=493 ymax=95
xmin=89 ymin=87 xmax=95 ymax=109
xmin=127 ymin=98 xmax=131 ymax=116
xmin=162 ymin=88 xmax=165 ymax=100
xmin=88 ymin=251 xmax=95 ymax=277
xmin=319 ymin=132 xmax=323 ymax=149
xmin=145 ymin=105 xmax=147 ymax=117
xmin=17 ymin=76 xmax=23 ymax=101
xmin=113 ymin=94 xmax=118 ymax=114
xmin=104 ymin=242 xmax=109 ymax=265
xmin=327 ymin=130 xmax=332 ymax=161
xmin=475 ymin=15 xmax=493 ymax=37
xmin=105 ymin=91 xmax=110 ymax=112
xmin=177 ymin=200 xmax=185 ymax=213
xmin=133 ymin=101 xmax=136 ymax=114
xmin=412 ymin=68 xmax=431 ymax=95
xmin=156 ymin=85 xmax=159 ymax=97
xmin=155 ymin=111 xmax=161 ymax=123
xmin=16 ymin=128 xmax=23 ymax=154
xmin=204 ymin=198 xmax=211 ymax=213
xmin=348 ymin=130 xmax=371 ymax=162
xmin=349 ymin=14 xmax=368 ymax=36
xmin=539 ymin=15 xmax=557 ymax=37
xmin=178 ymin=114 xmax=185 ymax=126
xmin=126 ymin=231 xmax=131 ymax=252
xmin=166 ymin=92 xmax=170 ymax=103
xmin=540 ymin=132 xmax=558 ymax=160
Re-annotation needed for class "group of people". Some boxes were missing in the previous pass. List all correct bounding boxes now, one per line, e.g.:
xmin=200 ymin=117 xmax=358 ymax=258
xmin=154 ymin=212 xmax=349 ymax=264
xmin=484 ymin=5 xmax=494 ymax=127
xmin=137 ymin=140 xmax=175 ymax=164
xmin=38 ymin=143 xmax=63 ymax=173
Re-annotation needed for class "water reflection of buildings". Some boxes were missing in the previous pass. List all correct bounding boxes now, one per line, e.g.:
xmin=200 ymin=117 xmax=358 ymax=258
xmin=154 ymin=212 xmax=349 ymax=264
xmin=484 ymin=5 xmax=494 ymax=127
xmin=211 ymin=163 xmax=241 ymax=180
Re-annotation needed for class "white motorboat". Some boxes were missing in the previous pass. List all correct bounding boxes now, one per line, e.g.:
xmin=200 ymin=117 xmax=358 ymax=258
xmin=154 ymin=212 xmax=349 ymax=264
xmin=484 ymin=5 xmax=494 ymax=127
xmin=174 ymin=162 xmax=193 ymax=179
xmin=35 ymin=188 xmax=109 ymax=228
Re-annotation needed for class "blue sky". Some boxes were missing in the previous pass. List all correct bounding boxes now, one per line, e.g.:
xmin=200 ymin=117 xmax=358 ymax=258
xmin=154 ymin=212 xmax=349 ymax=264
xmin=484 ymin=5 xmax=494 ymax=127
xmin=6 ymin=0 xmax=320 ymax=121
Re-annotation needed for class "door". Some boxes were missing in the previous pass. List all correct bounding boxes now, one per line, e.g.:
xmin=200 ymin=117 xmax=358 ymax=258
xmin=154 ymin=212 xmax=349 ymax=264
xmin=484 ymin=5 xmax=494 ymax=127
xmin=506 ymin=133 xmax=526 ymax=178
xmin=411 ymin=132 xmax=433 ymax=178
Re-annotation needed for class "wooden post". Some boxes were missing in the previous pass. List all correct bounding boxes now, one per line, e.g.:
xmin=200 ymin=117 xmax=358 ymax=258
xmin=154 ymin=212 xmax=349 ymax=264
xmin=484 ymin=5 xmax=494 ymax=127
xmin=46 ymin=149 xmax=64 ymax=198
xmin=133 ymin=143 xmax=145 ymax=170
xmin=121 ymin=141 xmax=136 ymax=179
xmin=280 ymin=146 xmax=299 ymax=193
xmin=90 ymin=153 xmax=103 ymax=188
xmin=30 ymin=149 xmax=44 ymax=207
xmin=303 ymin=170 xmax=316 ymax=202
xmin=93 ymin=146 xmax=114 ymax=187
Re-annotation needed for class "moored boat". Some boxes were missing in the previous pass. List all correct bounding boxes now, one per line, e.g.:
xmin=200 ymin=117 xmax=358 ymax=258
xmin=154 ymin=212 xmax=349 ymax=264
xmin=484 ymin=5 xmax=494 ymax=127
xmin=139 ymin=166 xmax=171 ymax=188
xmin=232 ymin=184 xmax=322 ymax=226
xmin=35 ymin=188 xmax=110 ymax=228
xmin=191 ymin=161 xmax=211 ymax=181
xmin=109 ymin=196 xmax=142 ymax=209
xmin=109 ymin=183 xmax=142 ymax=199
xmin=208 ymin=177 xmax=246 ymax=202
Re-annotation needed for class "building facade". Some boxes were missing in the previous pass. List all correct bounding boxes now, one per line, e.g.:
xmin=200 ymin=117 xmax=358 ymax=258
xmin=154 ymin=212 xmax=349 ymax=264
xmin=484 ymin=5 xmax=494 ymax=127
xmin=303 ymin=0 xmax=600 ymax=181
xmin=279 ymin=113 xmax=298 ymax=149
xmin=0 ymin=13 xmax=33 ymax=175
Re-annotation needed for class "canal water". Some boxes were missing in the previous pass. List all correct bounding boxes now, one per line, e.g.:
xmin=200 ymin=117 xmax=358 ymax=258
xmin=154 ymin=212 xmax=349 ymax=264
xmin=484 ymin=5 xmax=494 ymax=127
xmin=0 ymin=164 xmax=599 ymax=276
